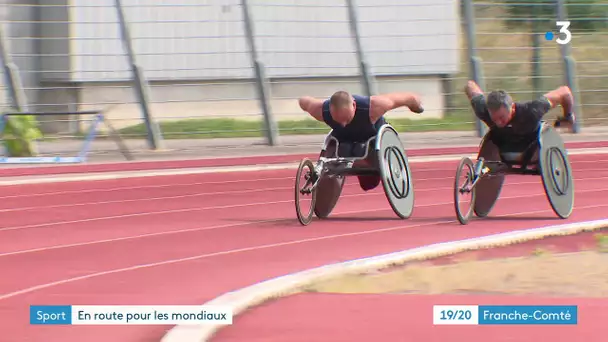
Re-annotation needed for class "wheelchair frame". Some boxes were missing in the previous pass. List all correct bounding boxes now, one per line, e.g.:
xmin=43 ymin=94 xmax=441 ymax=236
xmin=453 ymin=121 xmax=574 ymax=225
xmin=295 ymin=124 xmax=414 ymax=225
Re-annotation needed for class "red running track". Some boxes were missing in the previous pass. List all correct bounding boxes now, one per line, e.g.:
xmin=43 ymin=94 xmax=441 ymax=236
xmin=0 ymin=153 xmax=607 ymax=341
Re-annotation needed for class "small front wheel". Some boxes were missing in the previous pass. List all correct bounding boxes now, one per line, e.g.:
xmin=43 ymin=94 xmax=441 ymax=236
xmin=454 ymin=157 xmax=477 ymax=225
xmin=295 ymin=158 xmax=318 ymax=226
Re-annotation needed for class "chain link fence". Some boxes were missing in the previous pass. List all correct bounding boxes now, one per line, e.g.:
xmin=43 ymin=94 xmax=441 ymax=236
xmin=0 ymin=0 xmax=605 ymax=158
xmin=468 ymin=1 xmax=608 ymax=128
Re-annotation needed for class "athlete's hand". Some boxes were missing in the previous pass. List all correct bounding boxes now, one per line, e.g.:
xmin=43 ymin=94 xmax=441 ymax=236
xmin=554 ymin=112 xmax=575 ymax=132
xmin=411 ymin=105 xmax=424 ymax=114
xmin=408 ymin=95 xmax=424 ymax=114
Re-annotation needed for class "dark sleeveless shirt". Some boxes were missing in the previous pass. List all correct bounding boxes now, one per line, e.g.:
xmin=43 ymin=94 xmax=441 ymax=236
xmin=321 ymin=95 xmax=386 ymax=143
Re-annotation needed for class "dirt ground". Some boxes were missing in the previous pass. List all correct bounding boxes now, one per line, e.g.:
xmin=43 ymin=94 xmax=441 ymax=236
xmin=305 ymin=232 xmax=608 ymax=297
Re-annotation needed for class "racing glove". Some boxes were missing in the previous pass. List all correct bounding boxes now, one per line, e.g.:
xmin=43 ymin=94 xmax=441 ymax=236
xmin=554 ymin=112 xmax=575 ymax=131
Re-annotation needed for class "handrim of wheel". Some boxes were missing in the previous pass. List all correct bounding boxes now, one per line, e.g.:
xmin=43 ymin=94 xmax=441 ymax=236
xmin=295 ymin=158 xmax=317 ymax=226
xmin=547 ymin=147 xmax=569 ymax=195
xmin=384 ymin=146 xmax=409 ymax=199
xmin=454 ymin=157 xmax=476 ymax=225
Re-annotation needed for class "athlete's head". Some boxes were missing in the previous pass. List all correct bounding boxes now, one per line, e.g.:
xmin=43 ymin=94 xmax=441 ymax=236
xmin=329 ymin=91 xmax=356 ymax=126
xmin=486 ymin=90 xmax=515 ymax=127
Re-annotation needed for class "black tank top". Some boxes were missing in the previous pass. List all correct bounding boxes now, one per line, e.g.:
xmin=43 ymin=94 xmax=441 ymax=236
xmin=321 ymin=95 xmax=386 ymax=143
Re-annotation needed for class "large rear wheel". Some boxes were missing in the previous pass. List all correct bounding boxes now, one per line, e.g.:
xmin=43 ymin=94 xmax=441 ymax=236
xmin=537 ymin=123 xmax=574 ymax=219
xmin=377 ymin=125 xmax=415 ymax=219
xmin=295 ymin=158 xmax=318 ymax=226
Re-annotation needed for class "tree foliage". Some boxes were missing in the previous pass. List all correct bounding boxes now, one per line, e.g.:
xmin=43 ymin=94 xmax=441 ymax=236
xmin=501 ymin=0 xmax=606 ymax=31
xmin=1 ymin=112 xmax=43 ymax=157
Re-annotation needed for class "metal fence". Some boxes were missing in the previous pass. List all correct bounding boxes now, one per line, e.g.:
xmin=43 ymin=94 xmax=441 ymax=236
xmin=0 ymin=0 xmax=606 ymax=157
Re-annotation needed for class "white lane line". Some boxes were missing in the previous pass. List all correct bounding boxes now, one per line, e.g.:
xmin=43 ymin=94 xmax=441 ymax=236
xmin=0 ymin=155 xmax=605 ymax=199
xmin=1 ymin=173 xmax=604 ymax=214
xmin=0 ymin=148 xmax=607 ymax=186
xmin=0 ymin=173 xmax=467 ymax=210
xmin=0 ymin=185 xmax=606 ymax=259
xmin=1 ymin=171 xmax=605 ymax=234
xmin=0 ymin=202 xmax=606 ymax=302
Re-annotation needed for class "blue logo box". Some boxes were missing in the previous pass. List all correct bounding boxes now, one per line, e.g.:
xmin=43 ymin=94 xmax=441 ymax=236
xmin=30 ymin=306 xmax=72 ymax=325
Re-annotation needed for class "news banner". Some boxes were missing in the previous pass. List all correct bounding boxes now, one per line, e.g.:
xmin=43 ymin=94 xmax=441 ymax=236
xmin=30 ymin=304 xmax=577 ymax=325
xmin=433 ymin=305 xmax=578 ymax=325
xmin=30 ymin=305 xmax=233 ymax=325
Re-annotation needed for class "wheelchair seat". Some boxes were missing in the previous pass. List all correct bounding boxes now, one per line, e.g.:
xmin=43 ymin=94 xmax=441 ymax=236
xmin=498 ymin=138 xmax=540 ymax=166
xmin=499 ymin=152 xmax=525 ymax=163
xmin=323 ymin=134 xmax=376 ymax=160
xmin=488 ymin=127 xmax=539 ymax=166
xmin=337 ymin=141 xmax=374 ymax=158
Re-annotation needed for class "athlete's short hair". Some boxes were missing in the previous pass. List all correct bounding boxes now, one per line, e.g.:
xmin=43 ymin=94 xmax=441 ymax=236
xmin=486 ymin=90 xmax=513 ymax=111
xmin=329 ymin=91 xmax=353 ymax=109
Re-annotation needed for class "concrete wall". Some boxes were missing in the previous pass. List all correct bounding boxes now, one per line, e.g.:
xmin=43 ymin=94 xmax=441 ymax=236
xmin=66 ymin=0 xmax=460 ymax=81
xmin=74 ymin=75 xmax=445 ymax=131
xmin=38 ymin=0 xmax=70 ymax=82
xmin=4 ymin=0 xmax=40 ymax=111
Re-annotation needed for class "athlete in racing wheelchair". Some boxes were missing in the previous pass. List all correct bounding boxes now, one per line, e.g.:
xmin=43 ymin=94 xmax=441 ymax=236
xmin=294 ymin=90 xmax=424 ymax=225
xmin=454 ymin=80 xmax=577 ymax=224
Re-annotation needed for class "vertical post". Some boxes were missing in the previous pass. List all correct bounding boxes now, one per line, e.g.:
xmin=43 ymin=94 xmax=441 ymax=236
xmin=345 ymin=0 xmax=376 ymax=96
xmin=462 ymin=0 xmax=486 ymax=137
xmin=441 ymin=75 xmax=454 ymax=117
xmin=240 ymin=0 xmax=278 ymax=146
xmin=556 ymin=0 xmax=582 ymax=133
xmin=0 ymin=23 xmax=27 ymax=111
xmin=113 ymin=0 xmax=164 ymax=149
xmin=531 ymin=6 xmax=542 ymax=98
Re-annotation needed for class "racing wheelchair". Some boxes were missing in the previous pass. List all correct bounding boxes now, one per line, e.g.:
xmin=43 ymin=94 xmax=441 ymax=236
xmin=453 ymin=121 xmax=574 ymax=225
xmin=294 ymin=124 xmax=414 ymax=226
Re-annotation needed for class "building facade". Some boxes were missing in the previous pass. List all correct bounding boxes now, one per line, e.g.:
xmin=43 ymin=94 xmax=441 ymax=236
xmin=2 ymin=0 xmax=461 ymax=133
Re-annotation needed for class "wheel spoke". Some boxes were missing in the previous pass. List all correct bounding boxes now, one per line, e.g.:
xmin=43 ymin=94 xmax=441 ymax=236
xmin=295 ymin=158 xmax=317 ymax=226
xmin=454 ymin=157 xmax=476 ymax=225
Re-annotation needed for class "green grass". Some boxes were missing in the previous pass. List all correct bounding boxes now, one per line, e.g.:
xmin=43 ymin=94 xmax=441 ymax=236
xmin=595 ymin=233 xmax=608 ymax=253
xmin=531 ymin=247 xmax=551 ymax=257
xmin=117 ymin=114 xmax=474 ymax=140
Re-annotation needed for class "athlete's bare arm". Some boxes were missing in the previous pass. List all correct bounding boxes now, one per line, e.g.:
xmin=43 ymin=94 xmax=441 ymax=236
xmin=369 ymin=92 xmax=424 ymax=122
xmin=463 ymin=80 xmax=493 ymax=124
xmin=544 ymin=86 xmax=576 ymax=129
xmin=543 ymin=86 xmax=574 ymax=116
xmin=464 ymin=80 xmax=484 ymax=100
xmin=298 ymin=96 xmax=324 ymax=122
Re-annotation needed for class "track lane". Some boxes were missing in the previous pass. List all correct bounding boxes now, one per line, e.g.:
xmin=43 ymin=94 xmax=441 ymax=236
xmin=0 ymin=171 xmax=605 ymax=255
xmin=3 ymin=203 xmax=608 ymax=342
xmin=0 ymin=140 xmax=605 ymax=178
xmin=3 ymin=189 xmax=604 ymax=295
xmin=0 ymin=154 xmax=605 ymax=342
xmin=0 ymin=158 xmax=605 ymax=228
xmin=0 ymin=153 xmax=604 ymax=198
xmin=0 ymin=181 xmax=557 ymax=290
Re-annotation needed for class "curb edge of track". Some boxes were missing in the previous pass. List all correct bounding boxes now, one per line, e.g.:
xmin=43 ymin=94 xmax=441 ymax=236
xmin=160 ymin=219 xmax=608 ymax=342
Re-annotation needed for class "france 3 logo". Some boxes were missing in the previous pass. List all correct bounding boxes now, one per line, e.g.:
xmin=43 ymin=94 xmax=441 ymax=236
xmin=545 ymin=21 xmax=571 ymax=45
